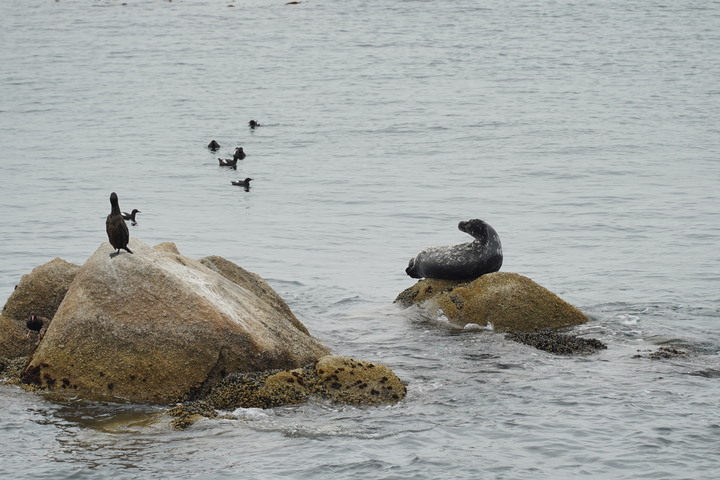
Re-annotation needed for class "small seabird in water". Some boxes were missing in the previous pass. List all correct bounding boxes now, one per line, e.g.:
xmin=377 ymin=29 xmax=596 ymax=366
xmin=218 ymin=157 xmax=238 ymax=167
xmin=233 ymin=147 xmax=246 ymax=161
xmin=248 ymin=120 xmax=261 ymax=129
xmin=122 ymin=209 xmax=141 ymax=222
xmin=207 ymin=140 xmax=221 ymax=151
xmin=231 ymin=177 xmax=253 ymax=191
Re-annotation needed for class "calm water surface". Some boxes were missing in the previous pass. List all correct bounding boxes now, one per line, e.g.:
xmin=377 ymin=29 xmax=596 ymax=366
xmin=1 ymin=0 xmax=720 ymax=478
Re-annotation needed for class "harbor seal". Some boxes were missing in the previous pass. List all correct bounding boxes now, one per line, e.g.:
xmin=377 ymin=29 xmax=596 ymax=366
xmin=405 ymin=219 xmax=502 ymax=280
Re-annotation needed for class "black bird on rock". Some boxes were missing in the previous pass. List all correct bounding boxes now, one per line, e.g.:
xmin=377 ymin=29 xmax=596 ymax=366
xmin=26 ymin=312 xmax=44 ymax=344
xmin=106 ymin=192 xmax=133 ymax=257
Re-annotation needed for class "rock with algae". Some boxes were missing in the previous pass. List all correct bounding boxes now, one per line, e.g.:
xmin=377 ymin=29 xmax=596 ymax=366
xmin=167 ymin=355 xmax=407 ymax=429
xmin=20 ymin=239 xmax=329 ymax=404
xmin=505 ymin=330 xmax=607 ymax=355
xmin=395 ymin=272 xmax=589 ymax=333
xmin=0 ymin=258 xmax=80 ymax=359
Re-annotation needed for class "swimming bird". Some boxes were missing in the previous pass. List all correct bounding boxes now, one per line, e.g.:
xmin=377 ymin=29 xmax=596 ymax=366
xmin=218 ymin=157 xmax=238 ymax=167
xmin=207 ymin=139 xmax=221 ymax=151
xmin=231 ymin=177 xmax=253 ymax=188
xmin=106 ymin=192 xmax=133 ymax=257
xmin=248 ymin=120 xmax=260 ymax=129
xmin=233 ymin=147 xmax=246 ymax=161
xmin=26 ymin=312 xmax=43 ymax=338
xmin=122 ymin=209 xmax=141 ymax=222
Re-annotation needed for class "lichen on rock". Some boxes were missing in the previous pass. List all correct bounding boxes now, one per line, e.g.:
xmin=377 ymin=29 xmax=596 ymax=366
xmin=168 ymin=355 xmax=407 ymax=429
xmin=1 ymin=241 xmax=408 ymax=426
xmin=19 ymin=239 xmax=329 ymax=404
xmin=395 ymin=272 xmax=589 ymax=333
xmin=1 ymin=257 xmax=80 ymax=323
xmin=0 ymin=258 xmax=80 ymax=359
xmin=315 ymin=355 xmax=407 ymax=405
xmin=506 ymin=330 xmax=607 ymax=355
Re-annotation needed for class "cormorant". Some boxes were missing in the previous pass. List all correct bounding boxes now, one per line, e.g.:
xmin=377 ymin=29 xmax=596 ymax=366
xmin=106 ymin=192 xmax=133 ymax=256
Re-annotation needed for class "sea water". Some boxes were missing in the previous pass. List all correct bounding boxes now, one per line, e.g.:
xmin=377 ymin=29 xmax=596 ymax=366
xmin=1 ymin=0 xmax=719 ymax=478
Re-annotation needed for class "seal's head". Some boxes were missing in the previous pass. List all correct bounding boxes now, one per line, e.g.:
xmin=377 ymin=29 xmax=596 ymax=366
xmin=405 ymin=258 xmax=420 ymax=278
xmin=458 ymin=219 xmax=488 ymax=239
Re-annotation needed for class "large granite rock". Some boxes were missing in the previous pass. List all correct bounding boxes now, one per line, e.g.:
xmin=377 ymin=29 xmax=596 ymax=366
xmin=22 ymin=239 xmax=330 ymax=404
xmin=0 ymin=258 xmax=80 ymax=359
xmin=395 ymin=272 xmax=589 ymax=332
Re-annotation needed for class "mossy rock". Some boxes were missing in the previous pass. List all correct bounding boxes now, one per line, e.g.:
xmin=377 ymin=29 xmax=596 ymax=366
xmin=396 ymin=272 xmax=589 ymax=333
xmin=171 ymin=355 xmax=407 ymax=429
xmin=0 ymin=258 xmax=80 ymax=359
xmin=315 ymin=355 xmax=407 ymax=406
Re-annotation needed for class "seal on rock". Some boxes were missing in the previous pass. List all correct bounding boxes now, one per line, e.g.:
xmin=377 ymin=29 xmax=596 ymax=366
xmin=405 ymin=218 xmax=502 ymax=280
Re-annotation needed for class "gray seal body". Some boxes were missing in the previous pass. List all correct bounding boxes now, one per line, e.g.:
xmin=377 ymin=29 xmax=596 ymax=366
xmin=405 ymin=219 xmax=502 ymax=280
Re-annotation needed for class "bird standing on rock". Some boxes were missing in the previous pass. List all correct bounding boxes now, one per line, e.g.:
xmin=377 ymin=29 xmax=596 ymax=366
xmin=26 ymin=312 xmax=44 ymax=344
xmin=106 ymin=192 xmax=133 ymax=257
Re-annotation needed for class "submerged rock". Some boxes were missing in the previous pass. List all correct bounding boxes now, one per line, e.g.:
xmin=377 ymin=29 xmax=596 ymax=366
xmin=395 ymin=272 xmax=589 ymax=333
xmin=633 ymin=346 xmax=688 ymax=360
xmin=21 ymin=239 xmax=330 ymax=404
xmin=506 ymin=330 xmax=607 ymax=355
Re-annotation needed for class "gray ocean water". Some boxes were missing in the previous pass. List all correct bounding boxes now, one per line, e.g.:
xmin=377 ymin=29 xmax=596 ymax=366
xmin=2 ymin=0 xmax=720 ymax=478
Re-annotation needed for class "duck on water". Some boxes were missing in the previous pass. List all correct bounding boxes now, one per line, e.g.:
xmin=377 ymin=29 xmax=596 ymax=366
xmin=106 ymin=192 xmax=133 ymax=257
xmin=122 ymin=209 xmax=141 ymax=222
xmin=218 ymin=148 xmax=246 ymax=166
xmin=231 ymin=177 xmax=253 ymax=189
xmin=218 ymin=157 xmax=238 ymax=167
